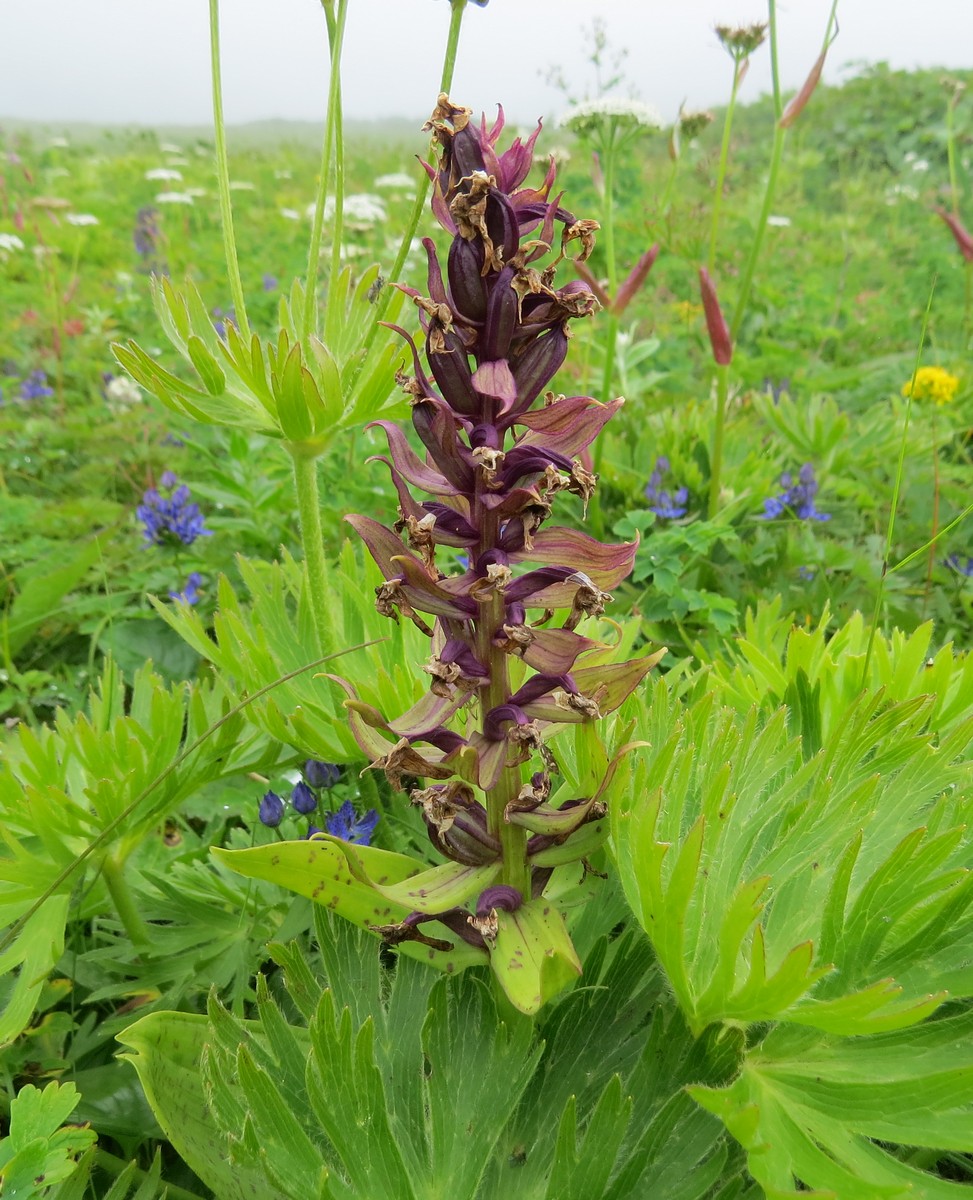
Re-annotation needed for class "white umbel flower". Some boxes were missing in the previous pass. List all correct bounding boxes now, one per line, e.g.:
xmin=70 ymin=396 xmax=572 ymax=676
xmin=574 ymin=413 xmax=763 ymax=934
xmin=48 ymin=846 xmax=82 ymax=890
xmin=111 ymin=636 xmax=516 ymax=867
xmin=155 ymin=191 xmax=194 ymax=205
xmin=66 ymin=213 xmax=100 ymax=226
xmin=560 ymin=96 xmax=664 ymax=134
xmin=145 ymin=167 xmax=183 ymax=182
xmin=374 ymin=172 xmax=416 ymax=191
xmin=766 ymin=215 xmax=792 ymax=227
xmin=0 ymin=232 xmax=25 ymax=253
xmin=105 ymin=376 xmax=143 ymax=409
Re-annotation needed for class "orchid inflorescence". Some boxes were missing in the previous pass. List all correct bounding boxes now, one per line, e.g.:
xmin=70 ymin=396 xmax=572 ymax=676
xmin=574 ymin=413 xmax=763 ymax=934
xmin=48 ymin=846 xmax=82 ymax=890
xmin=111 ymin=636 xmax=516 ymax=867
xmin=321 ymin=95 xmax=662 ymax=1010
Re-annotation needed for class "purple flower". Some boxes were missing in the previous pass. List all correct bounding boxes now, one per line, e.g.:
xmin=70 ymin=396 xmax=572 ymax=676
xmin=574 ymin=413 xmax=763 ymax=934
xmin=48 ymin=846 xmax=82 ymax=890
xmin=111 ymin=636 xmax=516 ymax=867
xmin=944 ymin=554 xmax=973 ymax=578
xmin=259 ymin=791 xmax=284 ymax=828
xmin=761 ymin=463 xmax=830 ymax=522
xmin=325 ymin=801 xmax=379 ymax=846
xmin=262 ymin=273 xmax=278 ymax=292
xmin=18 ymin=370 xmax=54 ymax=401
xmin=303 ymin=760 xmax=341 ymax=789
xmin=137 ymin=473 xmax=212 ymax=547
xmin=644 ymin=456 xmax=689 ymax=519
xmin=133 ymin=206 xmax=161 ymax=261
xmin=291 ymin=781 xmax=318 ymax=815
xmin=169 ymin=571 xmax=203 ymax=604
xmin=212 ymin=306 xmax=236 ymax=339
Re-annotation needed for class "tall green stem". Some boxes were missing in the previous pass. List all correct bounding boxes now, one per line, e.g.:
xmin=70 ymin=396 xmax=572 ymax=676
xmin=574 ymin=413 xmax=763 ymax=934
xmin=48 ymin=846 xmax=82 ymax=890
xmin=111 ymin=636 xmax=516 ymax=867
xmin=302 ymin=0 xmax=348 ymax=342
xmin=350 ymin=0 xmax=468 ymax=388
xmin=101 ymin=854 xmax=151 ymax=951
xmin=707 ymin=61 xmax=743 ymax=273
xmin=289 ymin=447 xmax=336 ymax=651
xmin=590 ymin=127 xmax=620 ymax=539
xmin=208 ymin=0 xmax=250 ymax=342
xmin=707 ymin=364 xmax=730 ymax=519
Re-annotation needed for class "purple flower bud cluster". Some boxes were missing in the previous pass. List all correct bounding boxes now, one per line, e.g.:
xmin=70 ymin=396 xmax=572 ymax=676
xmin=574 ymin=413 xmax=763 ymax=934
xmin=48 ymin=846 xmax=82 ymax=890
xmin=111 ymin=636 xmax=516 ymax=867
xmin=211 ymin=306 xmax=236 ymax=340
xmin=136 ymin=471 xmax=212 ymax=547
xmin=334 ymin=96 xmax=657 ymax=938
xmin=169 ymin=571 xmax=203 ymax=605
xmin=644 ymin=456 xmax=688 ymax=520
xmin=258 ymin=759 xmax=378 ymax=847
xmin=761 ymin=463 xmax=830 ymax=522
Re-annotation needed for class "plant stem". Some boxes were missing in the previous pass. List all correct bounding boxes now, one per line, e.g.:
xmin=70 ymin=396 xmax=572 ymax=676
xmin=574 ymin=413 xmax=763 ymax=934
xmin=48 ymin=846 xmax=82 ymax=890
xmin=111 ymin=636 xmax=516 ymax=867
xmin=320 ymin=0 xmax=346 ymax=303
xmin=208 ymin=0 xmax=250 ymax=342
xmin=707 ymin=363 xmax=731 ymax=518
xmin=590 ymin=124 xmax=620 ymax=539
xmin=707 ymin=58 xmax=743 ymax=273
xmin=861 ymin=279 xmax=936 ymax=687
xmin=288 ymin=447 xmax=336 ymax=652
xmin=100 ymin=855 xmax=151 ymax=951
xmin=302 ymin=0 xmax=348 ymax=342
xmin=349 ymin=0 xmax=468 ymax=387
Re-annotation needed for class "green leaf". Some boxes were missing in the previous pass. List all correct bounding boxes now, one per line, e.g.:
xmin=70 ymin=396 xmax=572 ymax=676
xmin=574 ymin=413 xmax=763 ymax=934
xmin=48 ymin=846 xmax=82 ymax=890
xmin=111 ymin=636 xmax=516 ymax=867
xmin=3 ymin=538 xmax=102 ymax=658
xmin=489 ymin=899 xmax=582 ymax=1015
xmin=117 ymin=1011 xmax=273 ymax=1200
xmin=0 ymin=1082 xmax=96 ymax=1196
xmin=186 ymin=334 xmax=227 ymax=396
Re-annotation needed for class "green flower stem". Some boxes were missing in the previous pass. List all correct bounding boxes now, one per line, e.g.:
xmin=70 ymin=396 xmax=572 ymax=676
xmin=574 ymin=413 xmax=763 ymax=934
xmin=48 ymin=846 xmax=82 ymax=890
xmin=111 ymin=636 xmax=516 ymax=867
xmin=101 ymin=854 xmax=151 ymax=952
xmin=350 ymin=0 xmax=468 ymax=387
xmin=946 ymin=92 xmax=960 ymax=216
xmin=590 ymin=126 xmax=620 ymax=539
xmin=475 ymin=511 xmax=530 ymax=895
xmin=320 ymin=0 xmax=346 ymax=302
xmin=707 ymin=363 xmax=731 ymax=519
xmin=288 ymin=446 xmax=336 ymax=652
xmin=707 ymin=58 xmax=744 ymax=273
xmin=208 ymin=0 xmax=251 ymax=343
xmin=302 ymin=0 xmax=348 ymax=342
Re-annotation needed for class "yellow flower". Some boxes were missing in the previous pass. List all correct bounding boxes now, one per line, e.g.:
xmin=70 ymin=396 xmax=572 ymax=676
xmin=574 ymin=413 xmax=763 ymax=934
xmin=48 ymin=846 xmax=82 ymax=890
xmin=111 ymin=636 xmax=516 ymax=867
xmin=902 ymin=366 xmax=960 ymax=406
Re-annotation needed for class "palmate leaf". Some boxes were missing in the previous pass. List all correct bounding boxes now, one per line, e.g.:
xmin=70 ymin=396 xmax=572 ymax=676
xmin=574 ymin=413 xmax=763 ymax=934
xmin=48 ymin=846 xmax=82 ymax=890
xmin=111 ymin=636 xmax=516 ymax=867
xmin=691 ymin=1013 xmax=973 ymax=1198
xmin=154 ymin=544 xmax=429 ymax=764
xmin=0 ymin=1082 xmax=97 ymax=1197
xmin=612 ymin=678 xmax=973 ymax=1036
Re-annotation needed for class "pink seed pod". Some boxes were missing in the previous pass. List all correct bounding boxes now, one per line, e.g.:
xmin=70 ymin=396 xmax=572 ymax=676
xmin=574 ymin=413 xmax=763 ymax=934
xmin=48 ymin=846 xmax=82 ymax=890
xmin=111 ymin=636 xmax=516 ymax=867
xmin=698 ymin=267 xmax=733 ymax=365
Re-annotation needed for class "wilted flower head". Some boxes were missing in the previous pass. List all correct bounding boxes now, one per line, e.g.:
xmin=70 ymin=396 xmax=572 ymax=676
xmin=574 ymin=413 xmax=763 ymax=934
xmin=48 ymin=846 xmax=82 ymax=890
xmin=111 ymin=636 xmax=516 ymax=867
xmin=902 ymin=366 xmax=960 ymax=406
xmin=678 ymin=109 xmax=714 ymax=140
xmin=136 ymin=473 xmax=212 ymax=547
xmin=715 ymin=22 xmax=768 ymax=59
xmin=761 ymin=463 xmax=830 ymax=522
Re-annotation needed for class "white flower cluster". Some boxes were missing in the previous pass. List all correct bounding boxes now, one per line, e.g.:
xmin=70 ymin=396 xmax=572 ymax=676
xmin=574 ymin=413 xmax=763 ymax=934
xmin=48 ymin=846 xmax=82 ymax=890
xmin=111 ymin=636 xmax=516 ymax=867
xmin=559 ymin=96 xmax=664 ymax=134
xmin=156 ymin=192 xmax=194 ymax=205
xmin=145 ymin=167 xmax=183 ymax=182
xmin=374 ymin=172 xmax=416 ymax=192
xmin=105 ymin=375 xmax=143 ymax=410
xmin=66 ymin=213 xmax=99 ymax=227
xmin=0 ymin=232 xmax=25 ymax=253
xmin=306 ymin=193 xmax=386 ymax=226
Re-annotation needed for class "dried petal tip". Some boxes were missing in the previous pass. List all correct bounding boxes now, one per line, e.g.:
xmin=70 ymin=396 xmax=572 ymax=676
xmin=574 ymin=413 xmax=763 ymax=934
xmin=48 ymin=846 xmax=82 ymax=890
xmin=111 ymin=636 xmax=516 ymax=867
xmin=698 ymin=267 xmax=733 ymax=365
xmin=258 ymin=791 xmax=284 ymax=828
xmin=779 ymin=46 xmax=827 ymax=129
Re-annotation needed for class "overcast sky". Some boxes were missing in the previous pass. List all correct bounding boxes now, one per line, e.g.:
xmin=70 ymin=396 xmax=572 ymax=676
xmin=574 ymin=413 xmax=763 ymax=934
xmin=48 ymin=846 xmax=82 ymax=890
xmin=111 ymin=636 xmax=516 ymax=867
xmin=3 ymin=1 xmax=972 ymax=131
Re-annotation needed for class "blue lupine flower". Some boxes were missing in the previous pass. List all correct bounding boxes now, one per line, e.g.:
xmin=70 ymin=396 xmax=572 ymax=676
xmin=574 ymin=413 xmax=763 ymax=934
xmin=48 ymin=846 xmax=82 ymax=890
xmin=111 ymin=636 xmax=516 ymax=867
xmin=259 ymin=791 xmax=285 ymax=827
xmin=304 ymin=760 xmax=341 ymax=789
xmin=944 ymin=554 xmax=973 ymax=577
xmin=18 ymin=370 xmax=54 ymax=401
xmin=169 ymin=571 xmax=203 ymax=604
xmin=137 ymin=473 xmax=212 ymax=547
xmin=761 ymin=464 xmax=830 ymax=521
xmin=291 ymin=780 xmax=318 ymax=815
xmin=763 ymin=377 xmax=791 ymax=404
xmin=262 ymin=273 xmax=278 ymax=291
xmin=644 ymin=456 xmax=689 ymax=519
xmin=325 ymin=800 xmax=379 ymax=846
